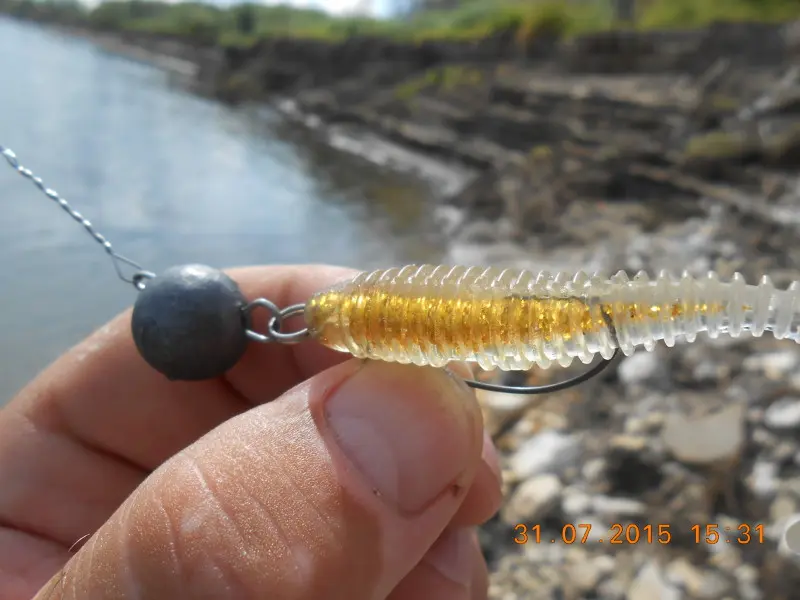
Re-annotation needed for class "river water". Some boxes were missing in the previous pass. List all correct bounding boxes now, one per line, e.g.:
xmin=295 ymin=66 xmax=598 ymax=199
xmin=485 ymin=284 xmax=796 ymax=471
xmin=0 ymin=18 xmax=451 ymax=404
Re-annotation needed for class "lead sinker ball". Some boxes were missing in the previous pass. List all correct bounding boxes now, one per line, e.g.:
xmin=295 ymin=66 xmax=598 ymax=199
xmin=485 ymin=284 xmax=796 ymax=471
xmin=131 ymin=264 xmax=250 ymax=381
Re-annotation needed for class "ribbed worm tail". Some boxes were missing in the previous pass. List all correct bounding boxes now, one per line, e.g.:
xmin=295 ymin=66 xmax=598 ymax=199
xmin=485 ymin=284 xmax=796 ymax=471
xmin=603 ymin=270 xmax=800 ymax=356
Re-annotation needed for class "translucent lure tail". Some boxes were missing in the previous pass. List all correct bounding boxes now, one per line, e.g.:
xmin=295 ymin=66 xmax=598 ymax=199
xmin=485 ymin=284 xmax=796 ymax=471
xmin=303 ymin=265 xmax=800 ymax=371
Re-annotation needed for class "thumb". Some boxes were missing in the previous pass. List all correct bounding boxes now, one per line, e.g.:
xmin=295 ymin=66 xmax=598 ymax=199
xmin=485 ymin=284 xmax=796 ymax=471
xmin=40 ymin=360 xmax=484 ymax=599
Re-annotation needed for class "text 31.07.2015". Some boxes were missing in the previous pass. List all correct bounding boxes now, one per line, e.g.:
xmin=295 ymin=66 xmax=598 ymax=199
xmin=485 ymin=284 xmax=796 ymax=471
xmin=513 ymin=523 xmax=671 ymax=545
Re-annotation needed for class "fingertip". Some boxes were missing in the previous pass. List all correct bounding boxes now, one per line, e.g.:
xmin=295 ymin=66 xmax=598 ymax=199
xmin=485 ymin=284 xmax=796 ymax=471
xmin=480 ymin=429 xmax=502 ymax=484
xmin=469 ymin=532 xmax=490 ymax=600
xmin=450 ymin=466 xmax=502 ymax=528
xmin=421 ymin=528 xmax=475 ymax=589
xmin=388 ymin=527 xmax=487 ymax=600
xmin=451 ymin=429 xmax=503 ymax=527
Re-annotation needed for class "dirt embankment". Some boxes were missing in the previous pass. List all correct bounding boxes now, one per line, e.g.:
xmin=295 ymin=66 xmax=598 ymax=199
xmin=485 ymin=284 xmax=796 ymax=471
xmin=204 ymin=22 xmax=800 ymax=260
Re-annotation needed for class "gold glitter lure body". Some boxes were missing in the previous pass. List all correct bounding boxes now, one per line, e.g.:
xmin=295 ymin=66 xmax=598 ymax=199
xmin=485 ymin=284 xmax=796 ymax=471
xmin=304 ymin=264 xmax=800 ymax=372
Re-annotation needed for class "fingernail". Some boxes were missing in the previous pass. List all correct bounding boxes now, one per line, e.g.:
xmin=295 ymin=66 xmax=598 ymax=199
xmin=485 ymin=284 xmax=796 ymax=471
xmin=423 ymin=528 xmax=475 ymax=587
xmin=325 ymin=362 xmax=477 ymax=514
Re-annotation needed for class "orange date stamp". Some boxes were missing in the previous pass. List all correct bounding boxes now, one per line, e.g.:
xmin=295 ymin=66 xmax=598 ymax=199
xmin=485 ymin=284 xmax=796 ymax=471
xmin=513 ymin=523 xmax=766 ymax=545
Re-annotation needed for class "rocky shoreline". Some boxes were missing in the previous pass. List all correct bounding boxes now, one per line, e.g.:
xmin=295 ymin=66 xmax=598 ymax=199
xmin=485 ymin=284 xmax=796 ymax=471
xmin=17 ymin=16 xmax=800 ymax=598
xmin=204 ymin=23 xmax=800 ymax=599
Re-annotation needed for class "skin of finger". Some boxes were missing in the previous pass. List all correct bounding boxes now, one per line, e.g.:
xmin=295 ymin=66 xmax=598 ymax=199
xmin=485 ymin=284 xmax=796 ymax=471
xmin=385 ymin=528 xmax=488 ymax=600
xmin=0 ymin=264 xmax=501 ymax=556
xmin=469 ymin=531 xmax=489 ymax=600
xmin=0 ymin=529 xmax=68 ymax=600
xmin=0 ymin=406 xmax=144 ymax=550
xmin=445 ymin=367 xmax=502 ymax=529
xmin=449 ymin=433 xmax=502 ymax=528
xmin=41 ymin=360 xmax=484 ymax=600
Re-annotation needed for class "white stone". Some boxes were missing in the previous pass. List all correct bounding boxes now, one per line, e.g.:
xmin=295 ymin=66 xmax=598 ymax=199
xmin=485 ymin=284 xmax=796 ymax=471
xmin=764 ymin=397 xmax=800 ymax=430
xmin=618 ymin=351 xmax=662 ymax=386
xmin=509 ymin=430 xmax=582 ymax=478
xmin=662 ymin=404 xmax=745 ymax=465
xmin=627 ymin=560 xmax=681 ymax=600
xmin=502 ymin=474 xmax=562 ymax=523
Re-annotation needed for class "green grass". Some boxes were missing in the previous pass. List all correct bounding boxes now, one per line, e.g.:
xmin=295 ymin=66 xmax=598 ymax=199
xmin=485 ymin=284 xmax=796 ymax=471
xmin=639 ymin=0 xmax=800 ymax=29
xmin=394 ymin=65 xmax=485 ymax=101
xmin=2 ymin=0 xmax=800 ymax=49
xmin=683 ymin=130 xmax=758 ymax=160
xmin=683 ymin=123 xmax=800 ymax=165
xmin=395 ymin=1 xmax=615 ymax=43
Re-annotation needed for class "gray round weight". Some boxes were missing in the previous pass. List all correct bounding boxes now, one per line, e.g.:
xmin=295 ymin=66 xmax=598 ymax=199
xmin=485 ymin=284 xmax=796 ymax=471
xmin=131 ymin=264 xmax=249 ymax=381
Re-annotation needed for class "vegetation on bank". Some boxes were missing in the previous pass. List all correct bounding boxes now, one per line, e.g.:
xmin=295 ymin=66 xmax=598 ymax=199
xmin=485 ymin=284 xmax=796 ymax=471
xmin=682 ymin=124 xmax=800 ymax=166
xmin=1 ymin=0 xmax=800 ymax=49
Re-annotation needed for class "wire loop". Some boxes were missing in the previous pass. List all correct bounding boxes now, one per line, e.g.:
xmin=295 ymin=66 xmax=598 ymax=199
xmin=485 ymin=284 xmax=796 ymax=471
xmin=243 ymin=299 xmax=310 ymax=345
xmin=131 ymin=270 xmax=156 ymax=291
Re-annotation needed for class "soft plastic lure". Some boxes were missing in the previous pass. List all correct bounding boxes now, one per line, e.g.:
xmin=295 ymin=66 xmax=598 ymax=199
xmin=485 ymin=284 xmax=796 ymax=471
xmin=5 ymin=145 xmax=797 ymax=395
xmin=302 ymin=265 xmax=796 ymax=372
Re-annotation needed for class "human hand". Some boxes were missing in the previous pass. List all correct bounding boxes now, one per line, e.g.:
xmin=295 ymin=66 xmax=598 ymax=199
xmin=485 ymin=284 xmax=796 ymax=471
xmin=0 ymin=265 xmax=503 ymax=600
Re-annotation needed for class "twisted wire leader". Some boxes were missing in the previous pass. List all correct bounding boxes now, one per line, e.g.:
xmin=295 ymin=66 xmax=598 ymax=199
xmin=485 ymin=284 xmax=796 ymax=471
xmin=1 ymin=143 xmax=616 ymax=395
xmin=0 ymin=144 xmax=311 ymax=348
xmin=1 ymin=145 xmax=155 ymax=290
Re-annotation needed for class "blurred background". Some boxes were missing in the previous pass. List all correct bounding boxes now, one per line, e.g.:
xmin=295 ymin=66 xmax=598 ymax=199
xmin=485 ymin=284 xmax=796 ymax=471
xmin=2 ymin=0 xmax=800 ymax=597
